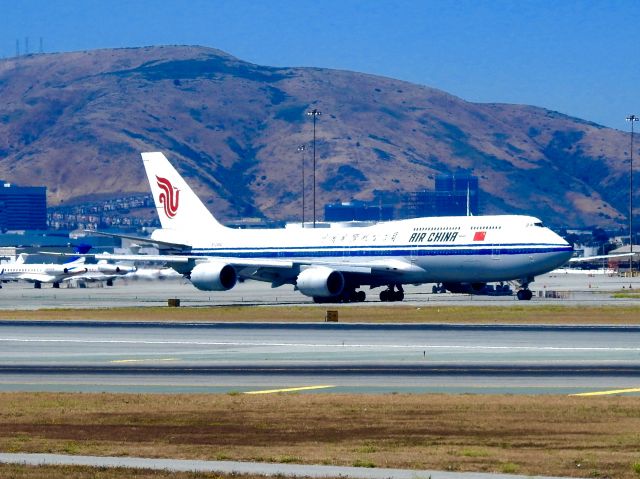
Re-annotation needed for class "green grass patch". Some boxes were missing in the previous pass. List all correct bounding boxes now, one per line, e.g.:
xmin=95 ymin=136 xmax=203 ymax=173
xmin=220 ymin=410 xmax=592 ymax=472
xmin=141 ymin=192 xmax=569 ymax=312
xmin=460 ymin=448 xmax=490 ymax=458
xmin=353 ymin=459 xmax=376 ymax=468
xmin=500 ymin=462 xmax=519 ymax=474
xmin=1 ymin=304 xmax=640 ymax=325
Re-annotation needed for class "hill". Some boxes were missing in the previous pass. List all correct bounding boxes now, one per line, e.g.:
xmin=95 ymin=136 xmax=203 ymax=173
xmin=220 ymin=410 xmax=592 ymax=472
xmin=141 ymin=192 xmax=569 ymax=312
xmin=0 ymin=45 xmax=635 ymax=228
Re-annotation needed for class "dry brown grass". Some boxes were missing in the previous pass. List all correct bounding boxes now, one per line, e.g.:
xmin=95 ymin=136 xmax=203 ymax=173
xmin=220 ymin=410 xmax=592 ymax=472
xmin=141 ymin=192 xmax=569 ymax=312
xmin=0 ymin=304 xmax=639 ymax=324
xmin=1 ymin=392 xmax=640 ymax=478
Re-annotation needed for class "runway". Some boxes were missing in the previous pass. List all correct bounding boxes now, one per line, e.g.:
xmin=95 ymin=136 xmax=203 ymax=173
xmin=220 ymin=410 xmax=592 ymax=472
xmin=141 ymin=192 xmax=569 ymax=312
xmin=2 ymin=321 xmax=639 ymax=395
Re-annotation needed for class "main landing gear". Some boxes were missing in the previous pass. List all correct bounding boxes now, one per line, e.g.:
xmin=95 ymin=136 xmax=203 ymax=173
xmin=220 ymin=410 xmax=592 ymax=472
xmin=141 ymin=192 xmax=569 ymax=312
xmin=379 ymin=284 xmax=404 ymax=302
xmin=313 ymin=287 xmax=366 ymax=303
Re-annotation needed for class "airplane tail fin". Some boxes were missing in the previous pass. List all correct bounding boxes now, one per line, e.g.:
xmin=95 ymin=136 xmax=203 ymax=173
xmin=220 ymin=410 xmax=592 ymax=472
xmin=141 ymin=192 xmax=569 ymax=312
xmin=73 ymin=243 xmax=93 ymax=254
xmin=64 ymin=256 xmax=86 ymax=265
xmin=141 ymin=152 xmax=224 ymax=233
xmin=67 ymin=243 xmax=92 ymax=263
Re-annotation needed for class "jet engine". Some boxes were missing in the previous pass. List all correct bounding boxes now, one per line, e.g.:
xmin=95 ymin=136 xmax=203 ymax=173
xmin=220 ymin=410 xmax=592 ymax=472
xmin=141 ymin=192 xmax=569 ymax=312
xmin=62 ymin=266 xmax=87 ymax=274
xmin=442 ymin=282 xmax=487 ymax=294
xmin=97 ymin=263 xmax=135 ymax=274
xmin=296 ymin=266 xmax=345 ymax=298
xmin=189 ymin=262 xmax=237 ymax=291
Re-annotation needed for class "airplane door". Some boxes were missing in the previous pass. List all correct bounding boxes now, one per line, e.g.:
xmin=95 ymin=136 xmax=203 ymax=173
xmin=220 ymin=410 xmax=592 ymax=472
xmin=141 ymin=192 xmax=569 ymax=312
xmin=410 ymin=242 xmax=419 ymax=264
xmin=343 ymin=233 xmax=352 ymax=260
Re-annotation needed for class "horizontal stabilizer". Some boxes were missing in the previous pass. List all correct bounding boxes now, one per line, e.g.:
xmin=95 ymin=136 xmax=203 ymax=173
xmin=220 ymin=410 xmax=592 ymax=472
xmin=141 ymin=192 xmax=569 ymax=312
xmin=86 ymin=230 xmax=191 ymax=251
xmin=569 ymin=253 xmax=635 ymax=262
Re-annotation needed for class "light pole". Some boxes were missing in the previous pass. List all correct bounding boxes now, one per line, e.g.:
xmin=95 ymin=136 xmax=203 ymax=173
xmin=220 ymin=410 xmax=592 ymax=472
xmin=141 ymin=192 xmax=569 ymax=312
xmin=306 ymin=109 xmax=321 ymax=228
xmin=297 ymin=144 xmax=306 ymax=226
xmin=627 ymin=114 xmax=638 ymax=276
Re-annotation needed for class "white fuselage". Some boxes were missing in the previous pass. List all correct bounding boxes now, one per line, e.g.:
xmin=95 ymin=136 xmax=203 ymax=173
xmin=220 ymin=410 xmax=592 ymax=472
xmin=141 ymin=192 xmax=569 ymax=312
xmin=152 ymin=214 xmax=573 ymax=286
xmin=0 ymin=262 xmax=84 ymax=284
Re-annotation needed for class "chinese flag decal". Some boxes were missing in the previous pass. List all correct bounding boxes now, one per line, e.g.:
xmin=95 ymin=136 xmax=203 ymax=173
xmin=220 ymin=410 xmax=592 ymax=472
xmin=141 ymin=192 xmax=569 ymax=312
xmin=473 ymin=231 xmax=486 ymax=241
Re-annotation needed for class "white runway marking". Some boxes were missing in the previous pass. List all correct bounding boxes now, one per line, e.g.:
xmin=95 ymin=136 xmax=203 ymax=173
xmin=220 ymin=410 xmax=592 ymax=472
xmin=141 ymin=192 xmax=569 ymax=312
xmin=1 ymin=337 xmax=639 ymax=352
xmin=110 ymin=358 xmax=178 ymax=363
xmin=244 ymin=385 xmax=335 ymax=394
xmin=570 ymin=387 xmax=640 ymax=396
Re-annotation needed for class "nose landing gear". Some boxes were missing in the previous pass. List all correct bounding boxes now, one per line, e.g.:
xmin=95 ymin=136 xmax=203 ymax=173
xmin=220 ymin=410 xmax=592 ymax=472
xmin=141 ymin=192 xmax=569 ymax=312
xmin=516 ymin=289 xmax=533 ymax=301
xmin=516 ymin=277 xmax=534 ymax=300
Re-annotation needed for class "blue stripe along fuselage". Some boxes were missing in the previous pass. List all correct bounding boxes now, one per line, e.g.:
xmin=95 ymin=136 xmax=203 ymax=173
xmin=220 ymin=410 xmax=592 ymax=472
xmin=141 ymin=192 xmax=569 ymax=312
xmin=180 ymin=244 xmax=573 ymax=259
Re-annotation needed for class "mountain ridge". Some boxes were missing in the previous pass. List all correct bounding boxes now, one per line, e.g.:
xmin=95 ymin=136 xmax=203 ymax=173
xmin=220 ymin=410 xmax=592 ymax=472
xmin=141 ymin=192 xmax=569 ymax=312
xmin=0 ymin=45 xmax=635 ymax=228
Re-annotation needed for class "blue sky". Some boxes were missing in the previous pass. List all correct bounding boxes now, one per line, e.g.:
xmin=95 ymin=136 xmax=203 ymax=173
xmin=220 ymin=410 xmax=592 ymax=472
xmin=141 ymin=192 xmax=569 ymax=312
xmin=1 ymin=0 xmax=638 ymax=130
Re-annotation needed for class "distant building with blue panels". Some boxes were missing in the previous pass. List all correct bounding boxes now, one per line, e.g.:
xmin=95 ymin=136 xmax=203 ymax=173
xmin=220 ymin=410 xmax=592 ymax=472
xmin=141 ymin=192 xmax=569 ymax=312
xmin=0 ymin=181 xmax=47 ymax=231
xmin=324 ymin=200 xmax=394 ymax=222
xmin=402 ymin=174 xmax=479 ymax=218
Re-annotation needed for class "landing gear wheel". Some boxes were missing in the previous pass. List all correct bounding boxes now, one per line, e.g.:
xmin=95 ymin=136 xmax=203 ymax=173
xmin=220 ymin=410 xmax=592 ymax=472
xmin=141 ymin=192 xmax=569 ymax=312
xmin=517 ymin=289 xmax=533 ymax=301
xmin=356 ymin=290 xmax=366 ymax=302
xmin=379 ymin=284 xmax=405 ymax=302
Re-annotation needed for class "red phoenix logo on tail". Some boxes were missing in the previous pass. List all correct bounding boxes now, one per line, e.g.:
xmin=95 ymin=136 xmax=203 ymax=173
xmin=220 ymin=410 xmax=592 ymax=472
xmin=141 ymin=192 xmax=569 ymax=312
xmin=156 ymin=176 xmax=180 ymax=218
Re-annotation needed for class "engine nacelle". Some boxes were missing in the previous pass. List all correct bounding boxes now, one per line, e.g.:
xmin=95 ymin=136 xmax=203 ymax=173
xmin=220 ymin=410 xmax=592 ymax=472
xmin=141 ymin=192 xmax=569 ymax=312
xmin=442 ymin=282 xmax=487 ymax=294
xmin=97 ymin=263 xmax=136 ymax=274
xmin=62 ymin=266 xmax=87 ymax=274
xmin=296 ymin=267 xmax=345 ymax=298
xmin=190 ymin=262 xmax=237 ymax=291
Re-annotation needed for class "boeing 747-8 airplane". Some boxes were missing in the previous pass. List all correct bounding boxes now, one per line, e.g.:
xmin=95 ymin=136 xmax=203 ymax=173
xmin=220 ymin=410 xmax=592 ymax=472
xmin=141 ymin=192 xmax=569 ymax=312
xmin=95 ymin=152 xmax=574 ymax=302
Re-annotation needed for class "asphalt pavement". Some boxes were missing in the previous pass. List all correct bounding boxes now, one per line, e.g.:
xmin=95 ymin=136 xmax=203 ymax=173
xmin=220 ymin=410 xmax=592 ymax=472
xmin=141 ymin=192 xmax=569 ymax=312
xmin=1 ymin=320 xmax=639 ymax=395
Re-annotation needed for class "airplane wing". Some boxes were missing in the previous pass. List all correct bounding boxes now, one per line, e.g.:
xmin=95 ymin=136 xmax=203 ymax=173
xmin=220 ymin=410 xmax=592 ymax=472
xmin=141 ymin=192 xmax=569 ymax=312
xmin=90 ymin=253 xmax=418 ymax=274
xmin=40 ymin=250 xmax=422 ymax=288
xmin=86 ymin=231 xmax=191 ymax=251
xmin=241 ymin=258 xmax=425 ymax=289
xmin=15 ymin=273 xmax=57 ymax=283
xmin=569 ymin=253 xmax=635 ymax=262
xmin=91 ymin=253 xmax=295 ymax=269
xmin=62 ymin=272 xmax=118 ymax=283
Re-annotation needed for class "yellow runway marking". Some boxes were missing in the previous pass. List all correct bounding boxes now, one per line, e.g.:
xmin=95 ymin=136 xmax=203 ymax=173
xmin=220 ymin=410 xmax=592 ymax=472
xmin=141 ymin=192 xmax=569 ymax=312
xmin=244 ymin=385 xmax=335 ymax=395
xmin=110 ymin=358 xmax=178 ymax=363
xmin=570 ymin=387 xmax=640 ymax=396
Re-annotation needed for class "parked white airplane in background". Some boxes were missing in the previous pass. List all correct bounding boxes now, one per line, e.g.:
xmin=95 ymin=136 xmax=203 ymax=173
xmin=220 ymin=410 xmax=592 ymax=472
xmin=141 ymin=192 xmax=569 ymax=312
xmin=0 ymin=254 xmax=88 ymax=288
xmin=91 ymin=152 xmax=574 ymax=301
xmin=66 ymin=260 xmax=136 ymax=286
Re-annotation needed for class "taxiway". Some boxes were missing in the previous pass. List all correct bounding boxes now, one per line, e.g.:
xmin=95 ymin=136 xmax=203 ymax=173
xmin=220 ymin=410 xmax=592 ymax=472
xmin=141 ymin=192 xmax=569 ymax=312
xmin=1 ymin=320 xmax=639 ymax=395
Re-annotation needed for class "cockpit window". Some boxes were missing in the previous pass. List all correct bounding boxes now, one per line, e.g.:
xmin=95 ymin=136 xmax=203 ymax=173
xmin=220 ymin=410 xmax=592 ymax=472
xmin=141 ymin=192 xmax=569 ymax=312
xmin=534 ymin=222 xmax=543 ymax=227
